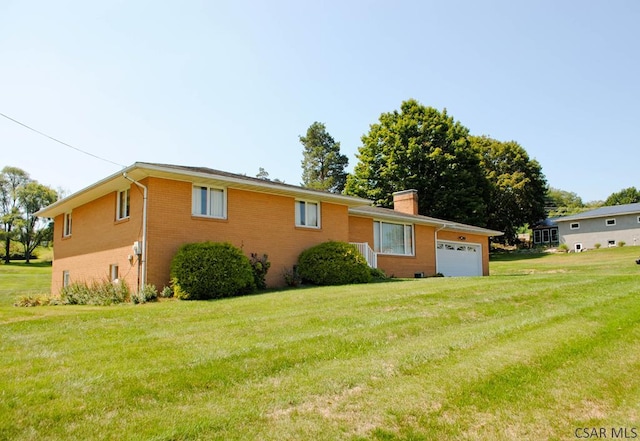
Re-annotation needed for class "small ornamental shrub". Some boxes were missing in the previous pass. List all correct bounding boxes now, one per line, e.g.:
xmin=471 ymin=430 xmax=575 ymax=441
xmin=594 ymin=243 xmax=602 ymax=249
xmin=159 ymin=285 xmax=173 ymax=298
xmin=131 ymin=284 xmax=158 ymax=304
xmin=14 ymin=294 xmax=59 ymax=307
xmin=170 ymin=242 xmax=255 ymax=300
xmin=557 ymin=243 xmax=569 ymax=253
xmin=283 ymin=266 xmax=301 ymax=287
xmin=250 ymin=253 xmax=271 ymax=290
xmin=618 ymin=241 xmax=626 ymax=247
xmin=297 ymin=241 xmax=372 ymax=286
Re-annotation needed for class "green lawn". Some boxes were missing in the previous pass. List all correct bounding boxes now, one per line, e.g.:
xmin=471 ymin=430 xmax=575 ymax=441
xmin=1 ymin=247 xmax=639 ymax=440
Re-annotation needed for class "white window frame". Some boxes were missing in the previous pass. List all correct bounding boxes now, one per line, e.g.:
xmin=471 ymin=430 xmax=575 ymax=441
xmin=637 ymin=216 xmax=640 ymax=223
xmin=373 ymin=220 xmax=414 ymax=256
xmin=542 ymin=229 xmax=550 ymax=243
xmin=62 ymin=270 xmax=70 ymax=287
xmin=605 ymin=218 xmax=616 ymax=227
xmin=192 ymin=185 xmax=227 ymax=219
xmin=116 ymin=189 xmax=130 ymax=220
xmin=295 ymin=200 xmax=320 ymax=228
xmin=551 ymin=229 xmax=558 ymax=242
xmin=608 ymin=240 xmax=616 ymax=247
xmin=109 ymin=264 xmax=119 ymax=282
xmin=63 ymin=212 xmax=72 ymax=237
xmin=570 ymin=222 xmax=580 ymax=230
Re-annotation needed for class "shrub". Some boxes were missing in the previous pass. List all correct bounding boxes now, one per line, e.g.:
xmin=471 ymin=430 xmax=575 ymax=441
xmin=170 ymin=242 xmax=255 ymax=300
xmin=370 ymin=267 xmax=388 ymax=282
xmin=297 ymin=241 xmax=372 ymax=286
xmin=249 ymin=253 xmax=271 ymax=290
xmin=159 ymin=285 xmax=173 ymax=298
xmin=557 ymin=243 xmax=569 ymax=253
xmin=14 ymin=294 xmax=58 ymax=307
xmin=283 ymin=266 xmax=301 ymax=287
xmin=60 ymin=279 xmax=130 ymax=305
xmin=131 ymin=284 xmax=158 ymax=304
xmin=618 ymin=241 xmax=626 ymax=247
xmin=594 ymin=243 xmax=602 ymax=249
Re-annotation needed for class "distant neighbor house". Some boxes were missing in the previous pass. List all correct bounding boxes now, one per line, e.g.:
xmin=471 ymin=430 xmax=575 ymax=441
xmin=554 ymin=203 xmax=640 ymax=252
xmin=36 ymin=163 xmax=503 ymax=294
xmin=531 ymin=218 xmax=559 ymax=246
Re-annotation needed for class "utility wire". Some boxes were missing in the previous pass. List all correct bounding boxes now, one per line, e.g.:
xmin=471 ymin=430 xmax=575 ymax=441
xmin=0 ymin=111 xmax=126 ymax=168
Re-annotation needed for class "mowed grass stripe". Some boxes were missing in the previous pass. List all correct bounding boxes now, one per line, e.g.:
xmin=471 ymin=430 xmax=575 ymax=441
xmin=1 ymin=246 xmax=640 ymax=440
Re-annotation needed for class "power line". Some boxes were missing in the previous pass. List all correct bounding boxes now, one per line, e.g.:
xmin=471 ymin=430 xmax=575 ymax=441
xmin=0 ymin=112 xmax=126 ymax=168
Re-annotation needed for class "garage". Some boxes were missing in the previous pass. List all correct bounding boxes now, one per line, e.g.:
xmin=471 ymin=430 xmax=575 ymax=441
xmin=436 ymin=241 xmax=482 ymax=277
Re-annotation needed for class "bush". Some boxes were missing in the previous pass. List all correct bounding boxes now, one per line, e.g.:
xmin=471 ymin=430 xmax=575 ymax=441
xmin=159 ymin=285 xmax=173 ymax=298
xmin=297 ymin=241 xmax=372 ymax=286
xmin=618 ymin=241 xmax=626 ymax=247
xmin=594 ymin=243 xmax=602 ymax=249
xmin=283 ymin=266 xmax=301 ymax=287
xmin=249 ymin=253 xmax=271 ymax=290
xmin=557 ymin=243 xmax=569 ymax=253
xmin=14 ymin=294 xmax=59 ymax=307
xmin=170 ymin=242 xmax=255 ymax=300
xmin=60 ymin=279 xmax=130 ymax=305
xmin=131 ymin=284 xmax=158 ymax=304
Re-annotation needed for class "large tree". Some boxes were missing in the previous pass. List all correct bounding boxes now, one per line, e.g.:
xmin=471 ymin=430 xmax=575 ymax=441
xmin=604 ymin=187 xmax=640 ymax=206
xmin=16 ymin=181 xmax=58 ymax=263
xmin=471 ymin=136 xmax=547 ymax=243
xmin=345 ymin=99 xmax=489 ymax=226
xmin=0 ymin=166 xmax=30 ymax=263
xmin=545 ymin=187 xmax=586 ymax=217
xmin=300 ymin=122 xmax=349 ymax=193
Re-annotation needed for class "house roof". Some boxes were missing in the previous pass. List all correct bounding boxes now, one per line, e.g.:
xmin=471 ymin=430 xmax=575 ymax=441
xmin=36 ymin=161 xmax=503 ymax=237
xmin=554 ymin=203 xmax=640 ymax=223
xmin=349 ymin=206 xmax=503 ymax=237
xmin=36 ymin=162 xmax=372 ymax=218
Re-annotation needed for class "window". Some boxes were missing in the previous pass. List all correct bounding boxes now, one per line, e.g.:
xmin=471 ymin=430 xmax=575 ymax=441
xmin=109 ymin=264 xmax=119 ymax=282
xmin=62 ymin=271 xmax=70 ymax=288
xmin=551 ymin=229 xmax=558 ymax=242
xmin=63 ymin=212 xmax=72 ymax=237
xmin=605 ymin=218 xmax=616 ymax=226
xmin=608 ymin=240 xmax=616 ymax=247
xmin=295 ymin=200 xmax=319 ymax=228
xmin=637 ymin=216 xmax=640 ymax=223
xmin=542 ymin=230 xmax=550 ymax=243
xmin=373 ymin=221 xmax=414 ymax=255
xmin=570 ymin=222 xmax=580 ymax=230
xmin=192 ymin=186 xmax=226 ymax=218
xmin=117 ymin=189 xmax=130 ymax=220
xmin=533 ymin=230 xmax=541 ymax=244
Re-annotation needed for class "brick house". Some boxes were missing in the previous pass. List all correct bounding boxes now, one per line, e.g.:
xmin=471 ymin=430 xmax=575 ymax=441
xmin=37 ymin=163 xmax=502 ymax=294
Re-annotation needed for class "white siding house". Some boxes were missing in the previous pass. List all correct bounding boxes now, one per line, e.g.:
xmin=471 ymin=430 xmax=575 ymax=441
xmin=555 ymin=203 xmax=640 ymax=251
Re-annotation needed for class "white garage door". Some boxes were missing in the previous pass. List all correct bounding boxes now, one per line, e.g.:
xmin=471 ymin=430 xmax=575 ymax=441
xmin=436 ymin=241 xmax=482 ymax=277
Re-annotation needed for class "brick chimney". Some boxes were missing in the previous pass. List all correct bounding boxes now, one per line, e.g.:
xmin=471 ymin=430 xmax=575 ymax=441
xmin=393 ymin=189 xmax=419 ymax=215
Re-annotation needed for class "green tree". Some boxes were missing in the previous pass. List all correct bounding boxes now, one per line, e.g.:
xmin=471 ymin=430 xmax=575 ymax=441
xmin=0 ymin=166 xmax=30 ymax=263
xmin=604 ymin=187 xmax=640 ymax=206
xmin=345 ymin=99 xmax=489 ymax=226
xmin=545 ymin=187 xmax=586 ymax=217
xmin=471 ymin=136 xmax=547 ymax=243
xmin=16 ymin=181 xmax=58 ymax=263
xmin=300 ymin=122 xmax=349 ymax=193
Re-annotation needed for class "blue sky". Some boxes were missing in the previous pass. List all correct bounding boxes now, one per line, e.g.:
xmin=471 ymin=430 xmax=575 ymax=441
xmin=1 ymin=0 xmax=638 ymax=203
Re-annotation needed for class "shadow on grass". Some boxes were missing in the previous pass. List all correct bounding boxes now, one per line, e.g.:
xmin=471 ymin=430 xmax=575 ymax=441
xmin=2 ymin=260 xmax=53 ymax=268
xmin=490 ymin=251 xmax=549 ymax=262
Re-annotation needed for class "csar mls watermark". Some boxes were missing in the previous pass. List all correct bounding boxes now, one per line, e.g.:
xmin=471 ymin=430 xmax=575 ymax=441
xmin=575 ymin=427 xmax=638 ymax=439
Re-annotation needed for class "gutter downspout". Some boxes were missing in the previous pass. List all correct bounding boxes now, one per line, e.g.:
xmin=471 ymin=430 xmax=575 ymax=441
xmin=434 ymin=223 xmax=447 ymax=275
xmin=123 ymin=173 xmax=148 ymax=293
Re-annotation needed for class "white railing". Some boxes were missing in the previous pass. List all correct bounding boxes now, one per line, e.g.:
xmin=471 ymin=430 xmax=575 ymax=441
xmin=350 ymin=242 xmax=378 ymax=268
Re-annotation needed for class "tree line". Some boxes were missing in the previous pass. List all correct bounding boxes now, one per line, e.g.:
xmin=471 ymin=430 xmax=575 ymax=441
xmin=0 ymin=167 xmax=58 ymax=263
xmin=298 ymin=99 xmax=638 ymax=244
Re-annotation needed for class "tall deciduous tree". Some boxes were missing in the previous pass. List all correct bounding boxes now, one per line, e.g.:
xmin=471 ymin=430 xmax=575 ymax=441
xmin=471 ymin=136 xmax=547 ymax=243
xmin=545 ymin=187 xmax=586 ymax=217
xmin=0 ymin=166 xmax=30 ymax=263
xmin=16 ymin=182 xmax=58 ymax=263
xmin=300 ymin=122 xmax=348 ymax=193
xmin=345 ymin=99 xmax=489 ymax=226
xmin=604 ymin=187 xmax=640 ymax=206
